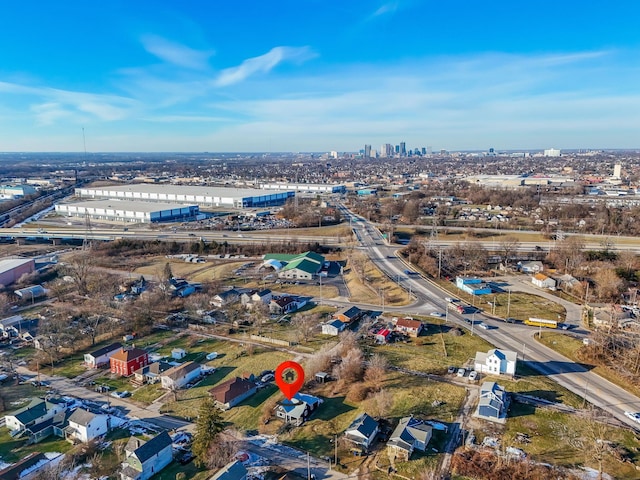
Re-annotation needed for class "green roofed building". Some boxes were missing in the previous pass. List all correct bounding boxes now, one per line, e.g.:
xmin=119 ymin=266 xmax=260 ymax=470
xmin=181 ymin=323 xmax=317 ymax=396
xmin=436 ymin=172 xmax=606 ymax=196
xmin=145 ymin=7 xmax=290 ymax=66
xmin=262 ymin=251 xmax=325 ymax=280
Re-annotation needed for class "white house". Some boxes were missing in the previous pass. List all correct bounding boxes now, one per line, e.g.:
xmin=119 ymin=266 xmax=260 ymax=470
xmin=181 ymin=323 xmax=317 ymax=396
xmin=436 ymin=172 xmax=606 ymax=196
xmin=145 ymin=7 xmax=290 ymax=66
xmin=64 ymin=408 xmax=109 ymax=443
xmin=474 ymin=349 xmax=517 ymax=376
xmin=84 ymin=342 xmax=123 ymax=369
xmin=532 ymin=273 xmax=556 ymax=290
xmin=387 ymin=416 xmax=432 ymax=461
xmin=322 ymin=319 xmax=346 ymax=336
xmin=519 ymin=261 xmax=544 ymax=273
xmin=120 ymin=431 xmax=173 ymax=480
xmin=171 ymin=348 xmax=186 ymax=360
xmin=344 ymin=413 xmax=379 ymax=451
xmin=4 ymin=398 xmax=66 ymax=434
xmin=160 ymin=361 xmax=202 ymax=390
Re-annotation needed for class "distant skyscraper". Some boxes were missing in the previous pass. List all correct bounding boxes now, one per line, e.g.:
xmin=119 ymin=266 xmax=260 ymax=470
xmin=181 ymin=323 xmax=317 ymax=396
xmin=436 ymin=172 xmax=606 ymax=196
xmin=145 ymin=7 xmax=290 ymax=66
xmin=400 ymin=142 xmax=406 ymax=156
xmin=421 ymin=147 xmax=426 ymax=155
xmin=427 ymin=146 xmax=433 ymax=155
xmin=614 ymin=164 xmax=622 ymax=179
xmin=364 ymin=145 xmax=371 ymax=158
xmin=544 ymin=148 xmax=561 ymax=157
xmin=395 ymin=145 xmax=400 ymax=154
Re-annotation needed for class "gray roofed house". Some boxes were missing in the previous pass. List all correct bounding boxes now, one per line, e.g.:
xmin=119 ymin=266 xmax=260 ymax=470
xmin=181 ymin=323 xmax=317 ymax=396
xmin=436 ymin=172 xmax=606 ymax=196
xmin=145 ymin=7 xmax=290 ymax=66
xmin=84 ymin=342 xmax=123 ymax=368
xmin=344 ymin=413 xmax=379 ymax=451
xmin=120 ymin=431 xmax=173 ymax=480
xmin=475 ymin=381 xmax=509 ymax=423
xmin=3 ymin=398 xmax=66 ymax=434
xmin=133 ymin=361 xmax=173 ymax=385
xmin=64 ymin=407 xmax=109 ymax=443
xmin=160 ymin=361 xmax=202 ymax=390
xmin=386 ymin=416 xmax=433 ymax=461
xmin=209 ymin=460 xmax=248 ymax=480
xmin=275 ymin=392 xmax=323 ymax=426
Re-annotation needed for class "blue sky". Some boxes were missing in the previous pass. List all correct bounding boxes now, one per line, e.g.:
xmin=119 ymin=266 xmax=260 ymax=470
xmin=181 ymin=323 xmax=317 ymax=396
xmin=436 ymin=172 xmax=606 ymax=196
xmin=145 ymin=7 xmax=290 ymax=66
xmin=1 ymin=1 xmax=639 ymax=152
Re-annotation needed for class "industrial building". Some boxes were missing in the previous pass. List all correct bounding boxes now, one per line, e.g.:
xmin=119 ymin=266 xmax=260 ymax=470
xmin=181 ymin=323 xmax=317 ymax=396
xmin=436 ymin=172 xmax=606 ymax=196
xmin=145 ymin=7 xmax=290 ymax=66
xmin=75 ymin=184 xmax=295 ymax=209
xmin=55 ymin=199 xmax=199 ymax=223
xmin=0 ymin=258 xmax=35 ymax=286
xmin=259 ymin=183 xmax=346 ymax=194
xmin=0 ymin=184 xmax=37 ymax=199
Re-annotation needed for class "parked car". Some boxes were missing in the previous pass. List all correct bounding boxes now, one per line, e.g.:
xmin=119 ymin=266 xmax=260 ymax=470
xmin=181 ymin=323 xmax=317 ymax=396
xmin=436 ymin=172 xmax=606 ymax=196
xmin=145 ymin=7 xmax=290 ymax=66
xmin=178 ymin=451 xmax=194 ymax=465
xmin=447 ymin=366 xmax=456 ymax=374
xmin=468 ymin=371 xmax=478 ymax=381
xmin=261 ymin=373 xmax=275 ymax=383
xmin=457 ymin=368 xmax=466 ymax=377
xmin=206 ymin=352 xmax=218 ymax=360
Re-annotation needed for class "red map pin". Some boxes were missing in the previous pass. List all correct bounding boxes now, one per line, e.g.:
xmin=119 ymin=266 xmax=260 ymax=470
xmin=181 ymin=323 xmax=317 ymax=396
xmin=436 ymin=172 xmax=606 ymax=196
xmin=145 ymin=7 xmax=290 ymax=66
xmin=275 ymin=360 xmax=305 ymax=401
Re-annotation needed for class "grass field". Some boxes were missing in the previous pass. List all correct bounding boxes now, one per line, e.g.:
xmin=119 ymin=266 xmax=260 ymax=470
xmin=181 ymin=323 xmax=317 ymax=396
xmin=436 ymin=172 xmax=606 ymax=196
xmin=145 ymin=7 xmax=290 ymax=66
xmin=0 ymin=381 xmax=40 ymax=414
xmin=258 ymin=224 xmax=354 ymax=238
xmin=0 ymin=427 xmax=74 ymax=463
xmin=373 ymin=321 xmax=494 ymax=374
xmin=537 ymin=332 xmax=640 ymax=400
xmin=344 ymin=254 xmax=410 ymax=306
xmin=160 ymin=339 xmax=291 ymax=424
xmin=502 ymin=406 xmax=640 ymax=479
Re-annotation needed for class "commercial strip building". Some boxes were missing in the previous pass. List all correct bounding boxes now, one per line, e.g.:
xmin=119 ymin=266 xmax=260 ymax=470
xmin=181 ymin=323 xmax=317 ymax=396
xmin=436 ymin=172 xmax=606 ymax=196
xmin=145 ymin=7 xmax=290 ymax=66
xmin=0 ymin=257 xmax=35 ymax=286
xmin=74 ymin=184 xmax=295 ymax=209
xmin=55 ymin=199 xmax=199 ymax=223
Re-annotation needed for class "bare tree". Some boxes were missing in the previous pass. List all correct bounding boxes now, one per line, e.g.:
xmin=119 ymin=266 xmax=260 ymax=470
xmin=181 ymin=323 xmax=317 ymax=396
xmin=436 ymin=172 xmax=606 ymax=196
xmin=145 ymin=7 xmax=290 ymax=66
xmin=61 ymin=251 xmax=96 ymax=296
xmin=291 ymin=313 xmax=320 ymax=343
xmin=499 ymin=236 xmax=520 ymax=268
xmin=593 ymin=268 xmax=624 ymax=302
xmin=333 ymin=347 xmax=364 ymax=383
xmin=364 ymin=353 xmax=388 ymax=386
xmin=366 ymin=389 xmax=394 ymax=419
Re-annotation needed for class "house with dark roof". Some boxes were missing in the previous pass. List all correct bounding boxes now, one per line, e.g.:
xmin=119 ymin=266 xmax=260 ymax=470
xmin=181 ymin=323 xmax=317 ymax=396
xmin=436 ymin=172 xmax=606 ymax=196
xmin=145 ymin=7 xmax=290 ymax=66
xmin=475 ymin=381 xmax=509 ymax=423
xmin=209 ymin=377 xmax=257 ymax=410
xmin=269 ymin=296 xmax=307 ymax=315
xmin=110 ymin=347 xmax=149 ymax=376
xmin=160 ymin=361 xmax=202 ymax=390
xmin=275 ymin=393 xmax=323 ymax=426
xmin=322 ymin=319 xmax=346 ymax=336
xmin=210 ymin=460 xmax=248 ymax=480
xmin=64 ymin=408 xmax=109 ymax=443
xmin=120 ymin=431 xmax=173 ymax=480
xmin=84 ymin=342 xmax=123 ymax=369
xmin=386 ymin=416 xmax=432 ymax=461
xmin=344 ymin=413 xmax=379 ymax=451
xmin=132 ymin=361 xmax=173 ymax=386
xmin=333 ymin=305 xmax=365 ymax=324
xmin=211 ymin=288 xmax=242 ymax=308
xmin=3 ymin=398 xmax=66 ymax=435
xmin=0 ymin=452 xmax=63 ymax=480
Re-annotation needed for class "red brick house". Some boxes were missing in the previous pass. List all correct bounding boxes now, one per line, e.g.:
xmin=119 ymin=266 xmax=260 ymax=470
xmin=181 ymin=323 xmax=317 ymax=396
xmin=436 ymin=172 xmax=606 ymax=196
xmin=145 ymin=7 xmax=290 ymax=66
xmin=110 ymin=347 xmax=149 ymax=376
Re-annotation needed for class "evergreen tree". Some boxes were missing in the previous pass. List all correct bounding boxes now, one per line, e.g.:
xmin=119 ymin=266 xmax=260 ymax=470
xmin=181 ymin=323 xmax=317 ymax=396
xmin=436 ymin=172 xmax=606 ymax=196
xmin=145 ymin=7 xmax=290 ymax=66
xmin=192 ymin=398 xmax=224 ymax=467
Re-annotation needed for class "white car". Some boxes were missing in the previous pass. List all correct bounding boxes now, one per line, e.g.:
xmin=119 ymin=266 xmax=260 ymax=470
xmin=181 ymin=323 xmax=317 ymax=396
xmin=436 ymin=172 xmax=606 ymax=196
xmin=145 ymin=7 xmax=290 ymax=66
xmin=468 ymin=371 xmax=478 ymax=381
xmin=430 ymin=312 xmax=445 ymax=318
xmin=624 ymin=411 xmax=640 ymax=424
xmin=479 ymin=322 xmax=489 ymax=330
xmin=206 ymin=352 xmax=218 ymax=360
xmin=457 ymin=368 xmax=466 ymax=377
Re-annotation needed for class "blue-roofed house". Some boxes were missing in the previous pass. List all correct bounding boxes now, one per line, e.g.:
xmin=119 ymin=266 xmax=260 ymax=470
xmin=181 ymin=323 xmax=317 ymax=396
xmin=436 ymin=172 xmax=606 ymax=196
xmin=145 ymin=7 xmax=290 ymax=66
xmin=344 ymin=413 xmax=379 ymax=451
xmin=275 ymin=393 xmax=323 ymax=426
xmin=476 ymin=381 xmax=509 ymax=423
xmin=322 ymin=319 xmax=346 ymax=336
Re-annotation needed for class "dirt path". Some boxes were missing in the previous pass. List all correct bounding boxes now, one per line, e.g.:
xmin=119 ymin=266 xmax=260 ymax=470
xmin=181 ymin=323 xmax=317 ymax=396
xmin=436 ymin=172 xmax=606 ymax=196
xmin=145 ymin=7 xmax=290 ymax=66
xmin=437 ymin=387 xmax=478 ymax=478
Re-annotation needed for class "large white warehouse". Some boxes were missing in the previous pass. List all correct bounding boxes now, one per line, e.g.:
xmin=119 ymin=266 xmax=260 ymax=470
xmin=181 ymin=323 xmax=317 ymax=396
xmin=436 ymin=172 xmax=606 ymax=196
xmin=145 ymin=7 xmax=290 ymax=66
xmin=259 ymin=183 xmax=346 ymax=194
xmin=75 ymin=184 xmax=295 ymax=209
xmin=55 ymin=199 xmax=199 ymax=223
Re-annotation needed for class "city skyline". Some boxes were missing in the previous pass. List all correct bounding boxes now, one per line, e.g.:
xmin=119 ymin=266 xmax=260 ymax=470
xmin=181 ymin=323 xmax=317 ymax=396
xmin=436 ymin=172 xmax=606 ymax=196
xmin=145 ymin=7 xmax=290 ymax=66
xmin=1 ymin=1 xmax=639 ymax=152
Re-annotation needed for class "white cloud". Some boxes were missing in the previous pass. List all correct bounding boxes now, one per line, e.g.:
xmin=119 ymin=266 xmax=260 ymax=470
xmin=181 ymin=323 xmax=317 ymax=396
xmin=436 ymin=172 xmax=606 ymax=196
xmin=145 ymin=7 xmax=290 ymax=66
xmin=141 ymin=34 xmax=214 ymax=70
xmin=214 ymin=46 xmax=316 ymax=87
xmin=371 ymin=2 xmax=399 ymax=18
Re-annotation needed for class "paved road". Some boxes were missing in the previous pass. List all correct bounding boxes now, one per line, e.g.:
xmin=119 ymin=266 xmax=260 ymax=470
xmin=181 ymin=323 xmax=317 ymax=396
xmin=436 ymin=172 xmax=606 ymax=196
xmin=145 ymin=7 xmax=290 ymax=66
xmin=339 ymin=204 xmax=640 ymax=431
xmin=14 ymin=366 xmax=192 ymax=432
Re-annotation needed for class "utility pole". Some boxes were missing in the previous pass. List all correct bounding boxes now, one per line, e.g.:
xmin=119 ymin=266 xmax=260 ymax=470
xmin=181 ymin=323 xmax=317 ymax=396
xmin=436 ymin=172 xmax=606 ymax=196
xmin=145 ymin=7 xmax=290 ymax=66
xmin=334 ymin=434 xmax=338 ymax=467
xmin=307 ymin=451 xmax=311 ymax=480
xmin=438 ymin=248 xmax=442 ymax=279
xmin=522 ymin=343 xmax=527 ymax=362
xmin=507 ymin=288 xmax=511 ymax=318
